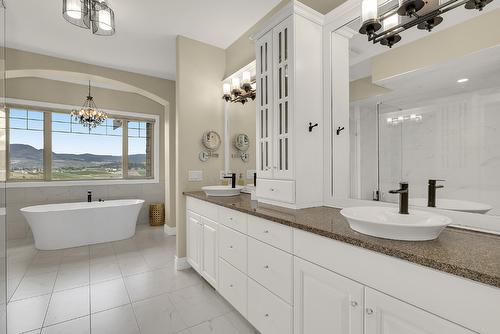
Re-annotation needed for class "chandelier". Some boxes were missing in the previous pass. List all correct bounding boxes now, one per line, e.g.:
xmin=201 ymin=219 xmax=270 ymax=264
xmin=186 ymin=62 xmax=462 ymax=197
xmin=71 ymin=81 xmax=108 ymax=128
xmin=63 ymin=0 xmax=115 ymax=36
xmin=222 ymin=71 xmax=256 ymax=105
xmin=359 ymin=0 xmax=493 ymax=48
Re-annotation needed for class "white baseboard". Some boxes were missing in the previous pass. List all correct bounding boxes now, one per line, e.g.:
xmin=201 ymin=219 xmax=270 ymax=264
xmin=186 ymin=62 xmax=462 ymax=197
xmin=175 ymin=256 xmax=191 ymax=271
xmin=164 ymin=225 xmax=176 ymax=236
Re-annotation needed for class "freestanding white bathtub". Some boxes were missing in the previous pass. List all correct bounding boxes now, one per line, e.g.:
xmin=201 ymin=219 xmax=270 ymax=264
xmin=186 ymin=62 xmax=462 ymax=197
xmin=21 ymin=199 xmax=144 ymax=250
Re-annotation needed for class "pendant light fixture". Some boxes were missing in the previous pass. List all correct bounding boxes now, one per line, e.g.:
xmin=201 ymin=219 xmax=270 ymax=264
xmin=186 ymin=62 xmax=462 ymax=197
xmin=63 ymin=0 xmax=115 ymax=36
xmin=359 ymin=0 xmax=493 ymax=48
xmin=71 ymin=81 xmax=108 ymax=128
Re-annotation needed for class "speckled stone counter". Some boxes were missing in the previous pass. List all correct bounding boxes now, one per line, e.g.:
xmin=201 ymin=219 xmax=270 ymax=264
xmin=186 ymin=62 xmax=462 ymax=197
xmin=184 ymin=191 xmax=500 ymax=288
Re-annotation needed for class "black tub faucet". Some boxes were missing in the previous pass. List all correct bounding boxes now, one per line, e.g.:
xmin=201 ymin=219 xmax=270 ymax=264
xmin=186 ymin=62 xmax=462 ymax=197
xmin=428 ymin=179 xmax=445 ymax=208
xmin=389 ymin=182 xmax=409 ymax=215
xmin=224 ymin=173 xmax=237 ymax=188
xmin=87 ymin=191 xmax=92 ymax=202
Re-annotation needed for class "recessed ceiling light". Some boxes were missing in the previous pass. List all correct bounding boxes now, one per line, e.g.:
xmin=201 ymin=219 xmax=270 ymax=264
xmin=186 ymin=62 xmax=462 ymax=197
xmin=457 ymin=78 xmax=469 ymax=83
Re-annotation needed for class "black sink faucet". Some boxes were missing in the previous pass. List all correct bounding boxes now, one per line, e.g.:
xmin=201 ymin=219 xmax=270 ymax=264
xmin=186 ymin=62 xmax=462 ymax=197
xmin=87 ymin=191 xmax=92 ymax=202
xmin=428 ymin=179 xmax=444 ymax=208
xmin=389 ymin=182 xmax=409 ymax=215
xmin=224 ymin=173 xmax=236 ymax=188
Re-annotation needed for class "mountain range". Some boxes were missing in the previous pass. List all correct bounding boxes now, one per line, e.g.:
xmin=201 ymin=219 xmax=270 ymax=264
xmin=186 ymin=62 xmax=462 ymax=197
xmin=10 ymin=144 xmax=146 ymax=169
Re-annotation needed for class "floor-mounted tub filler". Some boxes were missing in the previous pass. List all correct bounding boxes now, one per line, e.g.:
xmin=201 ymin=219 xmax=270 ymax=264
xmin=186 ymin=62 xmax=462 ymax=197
xmin=21 ymin=199 xmax=144 ymax=250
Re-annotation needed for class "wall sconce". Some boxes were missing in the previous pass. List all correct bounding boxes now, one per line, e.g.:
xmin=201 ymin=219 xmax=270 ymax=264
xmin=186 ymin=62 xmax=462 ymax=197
xmin=222 ymin=69 xmax=256 ymax=105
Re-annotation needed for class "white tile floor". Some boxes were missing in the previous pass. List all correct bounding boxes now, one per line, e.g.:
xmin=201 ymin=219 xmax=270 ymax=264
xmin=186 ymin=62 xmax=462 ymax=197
xmin=6 ymin=225 xmax=259 ymax=334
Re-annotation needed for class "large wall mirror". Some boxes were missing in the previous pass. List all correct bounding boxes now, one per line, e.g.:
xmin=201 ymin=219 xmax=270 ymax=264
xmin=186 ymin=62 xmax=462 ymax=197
xmin=346 ymin=2 xmax=500 ymax=217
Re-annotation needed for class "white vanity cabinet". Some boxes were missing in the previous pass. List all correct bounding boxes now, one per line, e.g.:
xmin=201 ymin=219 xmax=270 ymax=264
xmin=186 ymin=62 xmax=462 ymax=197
xmin=186 ymin=210 xmax=203 ymax=273
xmin=294 ymin=257 xmax=364 ymax=334
xmin=255 ymin=1 xmax=324 ymax=208
xmin=186 ymin=198 xmax=219 ymax=289
xmin=185 ymin=197 xmax=497 ymax=334
xmin=364 ymin=288 xmax=474 ymax=334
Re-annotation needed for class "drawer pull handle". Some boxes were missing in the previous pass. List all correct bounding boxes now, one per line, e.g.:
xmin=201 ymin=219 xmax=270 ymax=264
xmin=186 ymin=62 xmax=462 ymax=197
xmin=366 ymin=308 xmax=374 ymax=315
xmin=264 ymin=313 xmax=270 ymax=318
xmin=264 ymin=230 xmax=270 ymax=234
xmin=229 ymin=284 xmax=234 ymax=288
xmin=229 ymin=245 xmax=234 ymax=249
xmin=228 ymin=217 xmax=233 ymax=221
xmin=264 ymin=265 xmax=270 ymax=269
xmin=270 ymin=188 xmax=275 ymax=192
xmin=351 ymin=301 xmax=358 ymax=307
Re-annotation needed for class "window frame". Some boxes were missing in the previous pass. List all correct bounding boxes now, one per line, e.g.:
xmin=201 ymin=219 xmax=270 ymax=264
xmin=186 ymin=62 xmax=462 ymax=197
xmin=6 ymin=102 xmax=159 ymax=186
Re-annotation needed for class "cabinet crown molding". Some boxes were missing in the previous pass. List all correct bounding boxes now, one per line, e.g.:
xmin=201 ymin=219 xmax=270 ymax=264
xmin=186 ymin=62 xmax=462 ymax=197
xmin=251 ymin=0 xmax=324 ymax=42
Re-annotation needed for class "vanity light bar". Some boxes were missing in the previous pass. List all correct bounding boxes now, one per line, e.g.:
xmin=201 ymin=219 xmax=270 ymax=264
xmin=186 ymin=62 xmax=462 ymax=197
xmin=386 ymin=113 xmax=423 ymax=125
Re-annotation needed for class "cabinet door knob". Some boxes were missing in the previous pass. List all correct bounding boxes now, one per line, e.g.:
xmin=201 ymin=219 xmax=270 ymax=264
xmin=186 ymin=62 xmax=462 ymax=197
xmin=229 ymin=245 xmax=234 ymax=249
xmin=366 ymin=308 xmax=374 ymax=315
xmin=264 ymin=230 xmax=270 ymax=233
xmin=229 ymin=284 xmax=234 ymax=288
xmin=269 ymin=188 xmax=275 ymax=192
xmin=264 ymin=313 xmax=270 ymax=318
xmin=351 ymin=301 xmax=358 ymax=307
xmin=264 ymin=265 xmax=270 ymax=269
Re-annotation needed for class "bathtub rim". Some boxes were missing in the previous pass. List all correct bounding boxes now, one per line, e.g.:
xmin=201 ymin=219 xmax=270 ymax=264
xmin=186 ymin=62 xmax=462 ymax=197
xmin=20 ymin=199 xmax=145 ymax=213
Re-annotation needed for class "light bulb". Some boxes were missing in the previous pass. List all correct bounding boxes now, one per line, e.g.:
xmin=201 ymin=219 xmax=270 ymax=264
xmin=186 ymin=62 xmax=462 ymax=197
xmin=231 ymin=77 xmax=240 ymax=91
xmin=223 ymin=83 xmax=231 ymax=95
xmin=66 ymin=0 xmax=82 ymax=19
xmin=361 ymin=0 xmax=378 ymax=23
xmin=242 ymin=71 xmax=251 ymax=84
xmin=99 ymin=10 xmax=112 ymax=31
xmin=383 ymin=13 xmax=399 ymax=31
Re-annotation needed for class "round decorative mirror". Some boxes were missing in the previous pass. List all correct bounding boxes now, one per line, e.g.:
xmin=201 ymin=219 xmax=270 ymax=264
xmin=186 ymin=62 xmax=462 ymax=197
xmin=234 ymin=133 xmax=249 ymax=152
xmin=202 ymin=130 xmax=221 ymax=152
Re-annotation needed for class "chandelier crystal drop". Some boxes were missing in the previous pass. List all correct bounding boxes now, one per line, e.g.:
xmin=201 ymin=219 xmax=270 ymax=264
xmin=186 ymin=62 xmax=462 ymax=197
xmin=63 ymin=0 xmax=115 ymax=36
xmin=71 ymin=81 xmax=108 ymax=128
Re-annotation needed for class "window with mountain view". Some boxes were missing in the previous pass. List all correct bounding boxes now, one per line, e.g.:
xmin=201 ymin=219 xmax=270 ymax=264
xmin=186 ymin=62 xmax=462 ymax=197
xmin=7 ymin=107 xmax=155 ymax=182
xmin=8 ymin=109 xmax=45 ymax=180
xmin=51 ymin=113 xmax=123 ymax=180
xmin=128 ymin=121 xmax=153 ymax=178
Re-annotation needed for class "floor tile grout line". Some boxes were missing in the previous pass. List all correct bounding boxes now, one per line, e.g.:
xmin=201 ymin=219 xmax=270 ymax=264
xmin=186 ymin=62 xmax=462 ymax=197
xmin=40 ymin=260 xmax=61 ymax=330
xmin=7 ymin=246 xmax=41 ymax=303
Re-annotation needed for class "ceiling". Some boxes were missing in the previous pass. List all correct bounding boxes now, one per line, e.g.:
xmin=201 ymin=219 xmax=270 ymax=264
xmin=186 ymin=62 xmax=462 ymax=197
xmin=354 ymin=45 xmax=500 ymax=112
xmin=5 ymin=0 xmax=282 ymax=80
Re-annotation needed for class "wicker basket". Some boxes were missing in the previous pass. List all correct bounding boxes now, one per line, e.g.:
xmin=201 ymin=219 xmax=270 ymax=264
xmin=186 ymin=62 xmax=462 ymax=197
xmin=149 ymin=203 xmax=165 ymax=226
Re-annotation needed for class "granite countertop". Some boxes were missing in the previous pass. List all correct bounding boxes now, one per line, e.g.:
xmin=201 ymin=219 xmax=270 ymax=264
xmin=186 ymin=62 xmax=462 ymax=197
xmin=184 ymin=191 xmax=500 ymax=288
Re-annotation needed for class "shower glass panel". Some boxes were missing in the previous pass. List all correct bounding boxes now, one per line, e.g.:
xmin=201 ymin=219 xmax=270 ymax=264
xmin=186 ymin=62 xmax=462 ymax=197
xmin=349 ymin=102 xmax=403 ymax=204
xmin=0 ymin=1 xmax=6 ymax=333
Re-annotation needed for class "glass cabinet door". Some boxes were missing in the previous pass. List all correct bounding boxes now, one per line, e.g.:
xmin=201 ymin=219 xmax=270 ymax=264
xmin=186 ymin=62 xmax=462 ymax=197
xmin=273 ymin=17 xmax=292 ymax=179
xmin=256 ymin=31 xmax=273 ymax=178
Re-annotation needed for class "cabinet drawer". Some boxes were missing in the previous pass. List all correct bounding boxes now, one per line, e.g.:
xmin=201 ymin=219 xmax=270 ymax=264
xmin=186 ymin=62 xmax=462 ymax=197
xmin=248 ymin=215 xmax=292 ymax=252
xmin=186 ymin=197 xmax=218 ymax=221
xmin=218 ymin=259 xmax=247 ymax=318
xmin=248 ymin=278 xmax=292 ymax=334
xmin=219 ymin=225 xmax=247 ymax=273
xmin=218 ymin=206 xmax=248 ymax=234
xmin=248 ymin=238 xmax=293 ymax=304
xmin=256 ymin=179 xmax=295 ymax=204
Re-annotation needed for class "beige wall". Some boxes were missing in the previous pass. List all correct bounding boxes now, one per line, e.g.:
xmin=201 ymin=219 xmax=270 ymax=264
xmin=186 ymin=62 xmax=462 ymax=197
xmin=350 ymin=77 xmax=391 ymax=102
xmin=372 ymin=9 xmax=500 ymax=83
xmin=175 ymin=36 xmax=226 ymax=257
xmin=5 ymin=49 xmax=176 ymax=240
xmin=228 ymin=100 xmax=256 ymax=180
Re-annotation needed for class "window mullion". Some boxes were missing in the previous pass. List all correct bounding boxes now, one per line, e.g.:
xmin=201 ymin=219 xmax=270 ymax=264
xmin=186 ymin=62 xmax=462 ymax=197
xmin=123 ymin=120 xmax=128 ymax=179
xmin=44 ymin=112 xmax=52 ymax=181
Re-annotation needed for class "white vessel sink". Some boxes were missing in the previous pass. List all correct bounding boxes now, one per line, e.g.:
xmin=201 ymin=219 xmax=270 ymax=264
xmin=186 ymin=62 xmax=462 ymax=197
xmin=410 ymin=198 xmax=492 ymax=214
xmin=340 ymin=206 xmax=452 ymax=241
xmin=202 ymin=185 xmax=243 ymax=197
